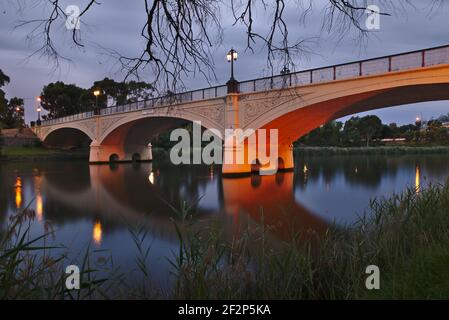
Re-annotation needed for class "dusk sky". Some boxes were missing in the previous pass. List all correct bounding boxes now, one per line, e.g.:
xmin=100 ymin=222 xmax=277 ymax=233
xmin=1 ymin=0 xmax=449 ymax=125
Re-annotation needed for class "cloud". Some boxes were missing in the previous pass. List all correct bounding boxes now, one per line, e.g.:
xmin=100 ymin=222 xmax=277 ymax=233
xmin=0 ymin=0 xmax=448 ymax=124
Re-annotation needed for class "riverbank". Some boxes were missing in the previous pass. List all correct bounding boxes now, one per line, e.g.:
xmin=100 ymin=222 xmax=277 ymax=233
xmin=0 ymin=146 xmax=89 ymax=161
xmin=1 ymin=182 xmax=449 ymax=299
xmin=296 ymin=146 xmax=449 ymax=156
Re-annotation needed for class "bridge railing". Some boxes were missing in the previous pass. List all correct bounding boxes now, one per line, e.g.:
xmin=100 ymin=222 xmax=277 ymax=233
xmin=238 ymin=45 xmax=449 ymax=93
xmin=41 ymin=111 xmax=95 ymax=126
xmin=40 ymin=45 xmax=449 ymax=126
xmin=99 ymin=85 xmax=228 ymax=116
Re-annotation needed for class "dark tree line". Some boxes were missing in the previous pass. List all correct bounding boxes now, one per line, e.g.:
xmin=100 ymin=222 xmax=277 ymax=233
xmin=40 ymin=78 xmax=154 ymax=119
xmin=0 ymin=69 xmax=25 ymax=129
xmin=15 ymin=0 xmax=445 ymax=91
xmin=297 ymin=114 xmax=449 ymax=147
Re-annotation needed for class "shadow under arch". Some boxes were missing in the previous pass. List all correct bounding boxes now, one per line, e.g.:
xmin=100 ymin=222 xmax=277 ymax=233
xmin=43 ymin=127 xmax=92 ymax=149
xmin=96 ymin=116 xmax=223 ymax=163
xmin=258 ymin=83 xmax=449 ymax=145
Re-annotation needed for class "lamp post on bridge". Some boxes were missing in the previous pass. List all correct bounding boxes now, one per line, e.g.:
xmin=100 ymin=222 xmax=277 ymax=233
xmin=226 ymin=48 xmax=239 ymax=93
xmin=93 ymin=89 xmax=101 ymax=115
xmin=36 ymin=96 xmax=42 ymax=126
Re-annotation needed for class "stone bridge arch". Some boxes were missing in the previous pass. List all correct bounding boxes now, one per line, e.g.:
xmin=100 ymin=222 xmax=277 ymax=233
xmin=240 ymin=64 xmax=449 ymax=145
xmin=219 ymin=64 xmax=449 ymax=175
xmin=40 ymin=124 xmax=95 ymax=149
xmin=90 ymin=99 xmax=226 ymax=163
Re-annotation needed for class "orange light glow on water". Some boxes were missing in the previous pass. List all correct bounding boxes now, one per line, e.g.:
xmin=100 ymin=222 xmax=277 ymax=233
xmin=36 ymin=194 xmax=43 ymax=222
xmin=93 ymin=221 xmax=103 ymax=246
xmin=34 ymin=175 xmax=43 ymax=222
xmin=15 ymin=177 xmax=22 ymax=208
xmin=415 ymin=165 xmax=421 ymax=193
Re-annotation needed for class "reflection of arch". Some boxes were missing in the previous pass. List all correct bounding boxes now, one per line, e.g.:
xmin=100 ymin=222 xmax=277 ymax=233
xmin=222 ymin=172 xmax=329 ymax=242
xmin=40 ymin=162 xmax=219 ymax=242
xmin=43 ymin=127 xmax=92 ymax=149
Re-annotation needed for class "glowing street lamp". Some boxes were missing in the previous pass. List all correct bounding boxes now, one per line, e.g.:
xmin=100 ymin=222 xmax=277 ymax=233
xmin=415 ymin=116 xmax=422 ymax=128
xmin=93 ymin=89 xmax=101 ymax=114
xmin=226 ymin=48 xmax=239 ymax=93
xmin=14 ymin=105 xmax=25 ymax=126
xmin=36 ymin=96 xmax=42 ymax=125
xmin=226 ymin=48 xmax=238 ymax=80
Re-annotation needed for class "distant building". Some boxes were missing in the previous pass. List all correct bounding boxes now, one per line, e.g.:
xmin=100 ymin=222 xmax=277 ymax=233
xmin=380 ymin=138 xmax=407 ymax=145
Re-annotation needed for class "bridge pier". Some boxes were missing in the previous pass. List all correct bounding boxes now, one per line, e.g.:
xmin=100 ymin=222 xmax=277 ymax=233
xmin=89 ymin=143 xmax=152 ymax=163
xmin=221 ymin=143 xmax=294 ymax=176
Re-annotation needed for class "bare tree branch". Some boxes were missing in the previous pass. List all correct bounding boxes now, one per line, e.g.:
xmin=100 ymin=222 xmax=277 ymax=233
xmin=13 ymin=0 xmax=446 ymax=91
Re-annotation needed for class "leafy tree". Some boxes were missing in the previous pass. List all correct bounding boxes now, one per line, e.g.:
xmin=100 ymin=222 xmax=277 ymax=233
xmin=92 ymin=78 xmax=154 ymax=106
xmin=342 ymin=117 xmax=363 ymax=146
xmin=357 ymin=115 xmax=382 ymax=147
xmin=425 ymin=120 xmax=449 ymax=144
xmin=40 ymin=82 xmax=94 ymax=119
xmin=0 ymin=69 xmax=10 ymax=122
xmin=0 ymin=69 xmax=8 ymax=156
xmin=92 ymin=78 xmax=125 ymax=107
xmin=0 ymin=97 xmax=25 ymax=129
xmin=126 ymin=81 xmax=154 ymax=103
xmin=0 ymin=69 xmax=9 ymax=87
xmin=298 ymin=121 xmax=343 ymax=146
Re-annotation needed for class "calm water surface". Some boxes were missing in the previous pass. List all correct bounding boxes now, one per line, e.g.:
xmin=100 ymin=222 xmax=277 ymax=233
xmin=1 ymin=154 xmax=449 ymax=288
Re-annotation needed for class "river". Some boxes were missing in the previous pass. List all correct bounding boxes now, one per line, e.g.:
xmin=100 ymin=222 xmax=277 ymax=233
xmin=1 ymin=154 xmax=449 ymax=289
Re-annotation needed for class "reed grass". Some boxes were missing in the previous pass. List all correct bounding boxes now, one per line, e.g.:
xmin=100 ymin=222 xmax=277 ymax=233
xmin=1 ymin=184 xmax=449 ymax=299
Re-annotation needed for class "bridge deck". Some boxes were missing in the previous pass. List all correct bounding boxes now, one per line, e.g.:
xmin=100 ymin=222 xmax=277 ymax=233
xmin=40 ymin=44 xmax=449 ymax=126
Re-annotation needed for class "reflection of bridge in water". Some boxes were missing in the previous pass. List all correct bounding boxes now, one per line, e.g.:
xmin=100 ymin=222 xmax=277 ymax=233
xmin=3 ymin=155 xmax=449 ymax=245
xmin=38 ymin=163 xmax=328 ymax=243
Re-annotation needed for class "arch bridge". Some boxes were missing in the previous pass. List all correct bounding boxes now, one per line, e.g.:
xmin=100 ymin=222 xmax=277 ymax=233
xmin=32 ymin=45 xmax=449 ymax=175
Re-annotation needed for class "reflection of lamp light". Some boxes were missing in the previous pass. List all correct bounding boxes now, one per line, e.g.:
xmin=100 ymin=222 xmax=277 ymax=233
xmin=93 ymin=221 xmax=102 ymax=246
xmin=415 ymin=165 xmax=420 ymax=194
xmin=303 ymin=164 xmax=308 ymax=174
xmin=15 ymin=177 xmax=22 ymax=208
xmin=148 ymin=172 xmax=154 ymax=184
xmin=36 ymin=194 xmax=43 ymax=222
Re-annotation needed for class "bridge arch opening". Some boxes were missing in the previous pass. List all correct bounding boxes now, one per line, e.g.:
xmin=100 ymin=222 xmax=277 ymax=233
xmin=257 ymin=83 xmax=449 ymax=146
xmin=43 ymin=127 xmax=92 ymax=150
xmin=96 ymin=116 xmax=220 ymax=164
xmin=109 ymin=154 xmax=119 ymax=163
xmin=132 ymin=153 xmax=141 ymax=162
